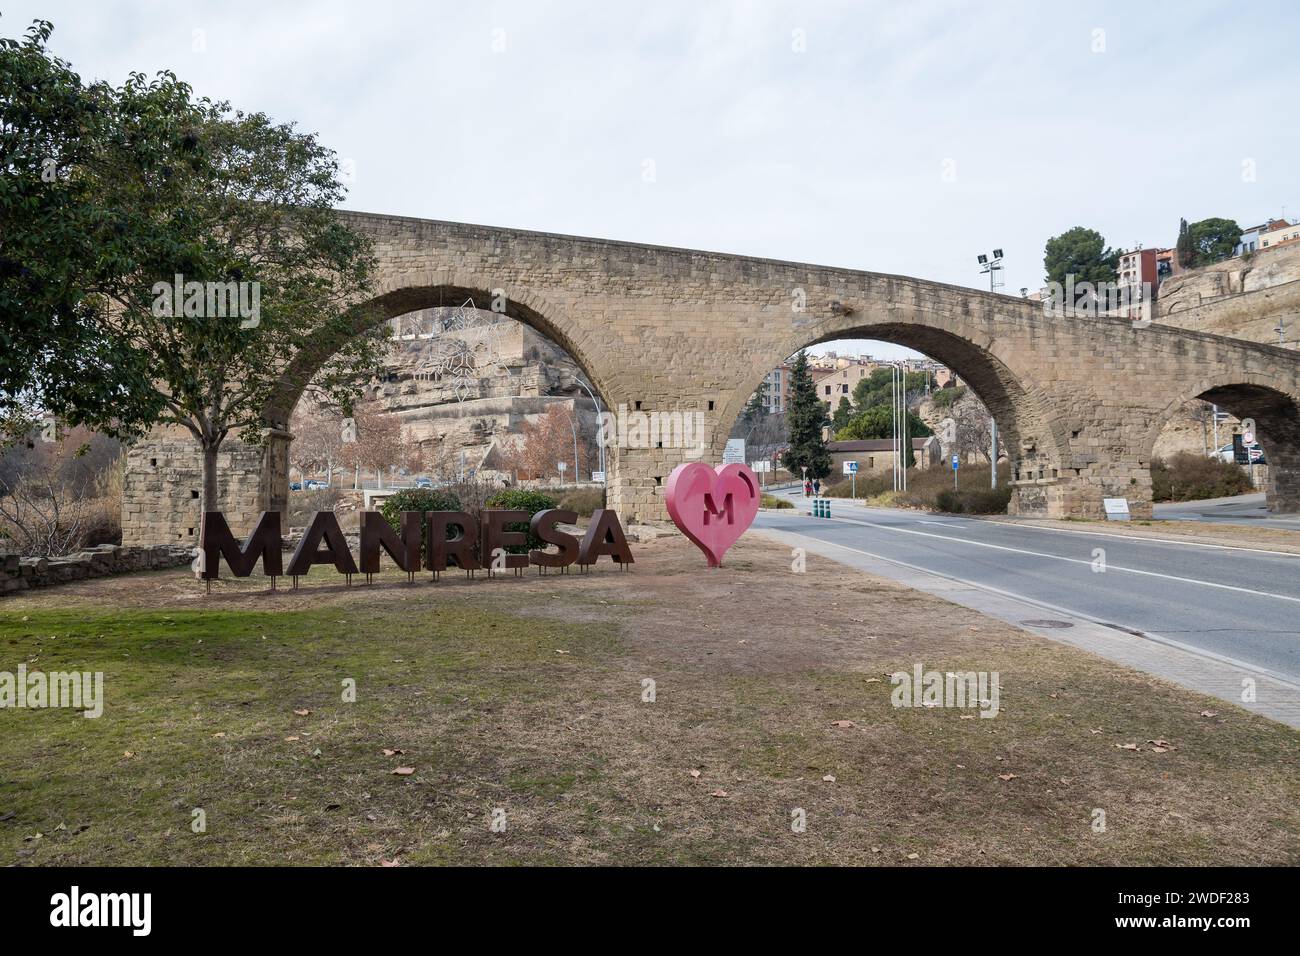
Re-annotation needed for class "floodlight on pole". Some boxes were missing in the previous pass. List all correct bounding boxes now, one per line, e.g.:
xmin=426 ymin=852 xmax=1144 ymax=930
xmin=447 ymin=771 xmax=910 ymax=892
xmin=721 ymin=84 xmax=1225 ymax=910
xmin=977 ymin=249 xmax=1005 ymax=294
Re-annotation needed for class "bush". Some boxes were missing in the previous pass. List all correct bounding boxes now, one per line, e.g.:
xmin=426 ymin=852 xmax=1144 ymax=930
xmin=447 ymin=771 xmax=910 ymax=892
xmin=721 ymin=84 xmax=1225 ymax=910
xmin=555 ymin=485 xmax=605 ymax=517
xmin=930 ymin=386 xmax=966 ymax=410
xmin=760 ymin=493 xmax=793 ymax=509
xmin=823 ymin=474 xmax=890 ymax=498
xmin=1151 ymin=453 xmax=1253 ymax=502
xmin=934 ymin=485 xmax=1012 ymax=514
xmin=378 ymin=487 xmax=463 ymax=548
xmin=824 ymin=462 xmax=1014 ymax=514
xmin=484 ymin=489 xmax=558 ymax=553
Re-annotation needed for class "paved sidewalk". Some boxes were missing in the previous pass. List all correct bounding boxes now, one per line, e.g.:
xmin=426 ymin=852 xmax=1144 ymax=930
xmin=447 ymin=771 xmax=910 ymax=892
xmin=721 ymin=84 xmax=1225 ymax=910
xmin=755 ymin=525 xmax=1300 ymax=728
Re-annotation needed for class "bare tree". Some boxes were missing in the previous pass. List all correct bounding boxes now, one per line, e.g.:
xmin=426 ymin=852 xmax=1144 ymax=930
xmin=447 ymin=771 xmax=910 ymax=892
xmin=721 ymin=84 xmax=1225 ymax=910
xmin=944 ymin=391 xmax=999 ymax=464
xmin=289 ymin=401 xmax=346 ymax=485
xmin=0 ymin=430 xmax=116 ymax=556
xmin=505 ymin=404 xmax=595 ymax=481
xmin=339 ymin=407 xmax=403 ymax=487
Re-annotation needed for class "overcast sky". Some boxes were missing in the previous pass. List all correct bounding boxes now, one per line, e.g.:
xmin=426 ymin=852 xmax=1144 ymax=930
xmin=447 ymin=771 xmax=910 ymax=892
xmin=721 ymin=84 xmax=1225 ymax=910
xmin=9 ymin=0 xmax=1298 ymax=360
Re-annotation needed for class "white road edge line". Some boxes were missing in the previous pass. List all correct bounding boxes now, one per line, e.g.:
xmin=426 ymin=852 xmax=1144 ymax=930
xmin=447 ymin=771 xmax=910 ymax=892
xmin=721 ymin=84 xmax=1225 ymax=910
xmin=757 ymin=525 xmax=1300 ymax=692
xmin=978 ymin=518 xmax=1300 ymax=559
xmin=774 ymin=491 xmax=1300 ymax=559
xmin=817 ymin=512 xmax=1300 ymax=606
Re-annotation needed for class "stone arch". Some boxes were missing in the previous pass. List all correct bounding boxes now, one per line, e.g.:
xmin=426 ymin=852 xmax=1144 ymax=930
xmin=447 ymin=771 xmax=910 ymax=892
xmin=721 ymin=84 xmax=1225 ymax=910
xmin=262 ymin=271 xmax=611 ymax=428
xmin=258 ymin=272 xmax=616 ymax=516
xmin=1144 ymin=372 xmax=1300 ymax=512
xmin=719 ymin=317 xmax=1072 ymax=516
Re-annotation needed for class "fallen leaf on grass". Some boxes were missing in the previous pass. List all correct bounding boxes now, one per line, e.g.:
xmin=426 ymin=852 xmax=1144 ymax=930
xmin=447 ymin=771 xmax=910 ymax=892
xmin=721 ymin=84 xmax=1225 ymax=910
xmin=822 ymin=775 xmax=836 ymax=783
xmin=381 ymin=859 xmax=401 ymax=867
xmin=864 ymin=678 xmax=881 ymax=684
xmin=688 ymin=769 xmax=701 ymax=778
xmin=1116 ymin=743 xmax=1141 ymax=751
xmin=382 ymin=748 xmax=405 ymax=757
xmin=392 ymin=767 xmax=415 ymax=776
xmin=122 ymin=751 xmax=135 ymax=758
xmin=1148 ymin=739 xmax=1174 ymax=750
xmin=284 ymin=736 xmax=299 ymax=742
xmin=293 ymin=709 xmax=311 ymax=716
xmin=710 ymin=789 xmax=728 ymax=798
xmin=906 ymin=852 xmax=920 ymax=859
xmin=211 ymin=732 xmax=226 ymax=738
xmin=997 ymin=773 xmax=1018 ymax=781
xmin=1199 ymin=711 xmax=1218 ymax=718
xmin=831 ymin=720 xmax=856 ymax=728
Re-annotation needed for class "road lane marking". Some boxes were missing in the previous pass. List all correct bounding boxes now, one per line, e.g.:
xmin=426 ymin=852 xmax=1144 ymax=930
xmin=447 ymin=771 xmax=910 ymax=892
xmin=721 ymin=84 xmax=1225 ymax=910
xmin=768 ymin=512 xmax=1300 ymax=606
xmin=754 ymin=525 xmax=1300 ymax=690
xmin=977 ymin=519 xmax=1300 ymax=559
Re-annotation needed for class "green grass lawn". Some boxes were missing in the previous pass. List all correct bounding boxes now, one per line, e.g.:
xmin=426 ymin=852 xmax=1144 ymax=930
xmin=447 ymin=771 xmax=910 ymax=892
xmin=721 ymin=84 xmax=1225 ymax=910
xmin=2 ymin=538 xmax=1298 ymax=866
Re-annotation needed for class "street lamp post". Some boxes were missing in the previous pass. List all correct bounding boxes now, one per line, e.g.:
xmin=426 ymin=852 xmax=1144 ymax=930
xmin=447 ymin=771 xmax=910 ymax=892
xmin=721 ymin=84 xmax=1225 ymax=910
xmin=976 ymin=249 xmax=1005 ymax=488
xmin=574 ymin=378 xmax=606 ymax=486
xmin=563 ymin=408 xmax=579 ymax=484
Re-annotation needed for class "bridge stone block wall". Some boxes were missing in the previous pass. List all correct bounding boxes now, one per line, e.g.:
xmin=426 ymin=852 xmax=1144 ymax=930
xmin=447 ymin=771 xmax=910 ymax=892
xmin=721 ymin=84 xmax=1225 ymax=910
xmin=121 ymin=211 xmax=1300 ymax=544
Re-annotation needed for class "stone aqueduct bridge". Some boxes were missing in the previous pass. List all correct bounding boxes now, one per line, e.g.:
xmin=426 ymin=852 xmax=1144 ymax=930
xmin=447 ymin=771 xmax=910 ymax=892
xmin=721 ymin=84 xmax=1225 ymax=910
xmin=123 ymin=210 xmax=1300 ymax=544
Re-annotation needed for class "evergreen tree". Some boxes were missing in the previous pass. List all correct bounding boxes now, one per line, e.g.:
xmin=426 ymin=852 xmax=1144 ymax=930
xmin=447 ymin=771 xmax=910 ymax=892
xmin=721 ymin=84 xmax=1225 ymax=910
xmin=831 ymin=395 xmax=852 ymax=433
xmin=781 ymin=350 xmax=831 ymax=480
xmin=837 ymin=405 xmax=932 ymax=467
xmin=1176 ymin=217 xmax=1194 ymax=269
xmin=1043 ymin=226 xmax=1119 ymax=290
xmin=741 ymin=377 xmax=769 ymax=429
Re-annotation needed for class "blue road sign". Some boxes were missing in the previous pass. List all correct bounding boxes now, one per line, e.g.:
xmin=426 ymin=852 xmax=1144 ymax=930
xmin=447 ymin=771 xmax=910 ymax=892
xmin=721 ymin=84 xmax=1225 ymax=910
xmin=951 ymin=455 xmax=960 ymax=470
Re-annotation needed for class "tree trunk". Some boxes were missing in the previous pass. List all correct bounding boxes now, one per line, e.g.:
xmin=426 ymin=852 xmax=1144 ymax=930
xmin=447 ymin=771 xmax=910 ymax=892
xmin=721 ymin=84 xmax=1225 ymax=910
xmin=201 ymin=440 xmax=221 ymax=517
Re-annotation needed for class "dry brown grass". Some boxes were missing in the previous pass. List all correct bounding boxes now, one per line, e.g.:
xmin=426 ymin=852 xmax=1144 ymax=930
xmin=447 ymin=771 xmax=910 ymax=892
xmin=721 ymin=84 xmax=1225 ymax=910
xmin=1 ymin=532 xmax=1296 ymax=866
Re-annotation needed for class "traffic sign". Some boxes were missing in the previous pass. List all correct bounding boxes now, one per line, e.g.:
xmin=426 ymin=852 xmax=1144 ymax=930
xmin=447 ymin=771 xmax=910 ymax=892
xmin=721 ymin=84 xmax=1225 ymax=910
xmin=843 ymin=460 xmax=858 ymax=475
xmin=1103 ymin=497 xmax=1131 ymax=521
xmin=1232 ymin=434 xmax=1248 ymax=465
xmin=951 ymin=455 xmax=960 ymax=470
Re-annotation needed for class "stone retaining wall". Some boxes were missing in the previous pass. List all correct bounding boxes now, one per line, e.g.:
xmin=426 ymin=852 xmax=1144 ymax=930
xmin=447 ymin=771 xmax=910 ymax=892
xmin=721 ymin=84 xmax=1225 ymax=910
xmin=1 ymin=544 xmax=195 ymax=595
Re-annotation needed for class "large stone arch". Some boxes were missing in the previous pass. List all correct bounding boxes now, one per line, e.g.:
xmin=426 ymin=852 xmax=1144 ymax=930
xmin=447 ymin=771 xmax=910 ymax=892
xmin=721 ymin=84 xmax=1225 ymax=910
xmin=264 ymin=271 xmax=611 ymax=427
xmin=257 ymin=272 xmax=617 ymax=517
xmin=1143 ymin=371 xmax=1300 ymax=512
xmin=716 ymin=312 xmax=1073 ymax=516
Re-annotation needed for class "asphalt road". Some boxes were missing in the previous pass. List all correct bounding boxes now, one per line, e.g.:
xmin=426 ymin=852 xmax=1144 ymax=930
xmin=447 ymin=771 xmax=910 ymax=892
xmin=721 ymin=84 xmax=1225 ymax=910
xmin=756 ymin=491 xmax=1300 ymax=684
xmin=1155 ymin=492 xmax=1300 ymax=532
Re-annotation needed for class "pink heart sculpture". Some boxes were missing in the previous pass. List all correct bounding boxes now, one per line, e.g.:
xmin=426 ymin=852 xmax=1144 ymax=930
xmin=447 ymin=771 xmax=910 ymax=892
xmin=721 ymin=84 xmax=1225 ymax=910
xmin=665 ymin=461 xmax=761 ymax=567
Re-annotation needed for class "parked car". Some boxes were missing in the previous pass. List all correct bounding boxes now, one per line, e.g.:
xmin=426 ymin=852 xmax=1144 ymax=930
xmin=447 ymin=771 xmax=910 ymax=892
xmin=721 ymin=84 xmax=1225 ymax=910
xmin=289 ymin=481 xmax=302 ymax=491
xmin=304 ymin=479 xmax=329 ymax=491
xmin=414 ymin=476 xmax=433 ymax=489
xmin=1214 ymin=442 xmax=1265 ymax=465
